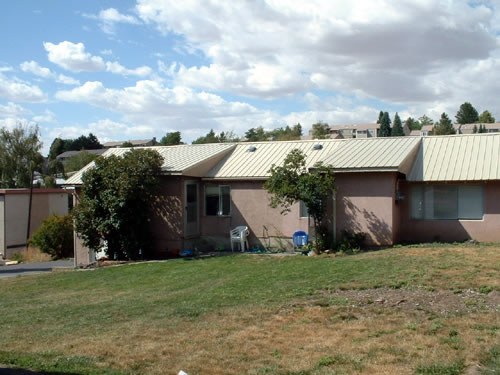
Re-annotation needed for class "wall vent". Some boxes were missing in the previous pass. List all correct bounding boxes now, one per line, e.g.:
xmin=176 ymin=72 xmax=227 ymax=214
xmin=313 ymin=144 xmax=323 ymax=150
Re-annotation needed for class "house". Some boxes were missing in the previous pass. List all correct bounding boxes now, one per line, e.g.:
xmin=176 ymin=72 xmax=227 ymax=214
xmin=103 ymin=138 xmax=158 ymax=148
xmin=56 ymin=149 xmax=107 ymax=164
xmin=303 ymin=123 xmax=410 ymax=140
xmin=65 ymin=133 xmax=500 ymax=266
xmin=456 ymin=122 xmax=500 ymax=134
xmin=410 ymin=124 xmax=434 ymax=136
xmin=0 ymin=189 xmax=69 ymax=259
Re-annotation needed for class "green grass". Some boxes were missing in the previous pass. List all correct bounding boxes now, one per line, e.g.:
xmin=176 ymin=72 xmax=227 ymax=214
xmin=0 ymin=245 xmax=498 ymax=374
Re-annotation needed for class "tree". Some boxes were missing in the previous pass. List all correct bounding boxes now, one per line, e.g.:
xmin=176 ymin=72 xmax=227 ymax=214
xmin=192 ymin=129 xmax=220 ymax=144
xmin=479 ymin=124 xmax=487 ymax=133
xmin=456 ymin=102 xmax=479 ymax=124
xmin=391 ymin=113 xmax=405 ymax=136
xmin=64 ymin=151 xmax=99 ymax=173
xmin=264 ymin=149 xmax=335 ymax=253
xmin=73 ymin=149 xmax=163 ymax=260
xmin=405 ymin=117 xmax=421 ymax=131
xmin=121 ymin=141 xmax=134 ymax=147
xmin=478 ymin=110 xmax=495 ymax=123
xmin=473 ymin=124 xmax=478 ymax=134
xmin=245 ymin=127 xmax=268 ymax=142
xmin=0 ymin=123 xmax=43 ymax=188
xmin=160 ymin=131 xmax=182 ymax=146
xmin=433 ymin=113 xmax=456 ymax=135
xmin=418 ymin=115 xmax=434 ymax=126
xmin=376 ymin=111 xmax=384 ymax=124
xmin=379 ymin=112 xmax=391 ymax=137
xmin=311 ymin=121 xmax=330 ymax=139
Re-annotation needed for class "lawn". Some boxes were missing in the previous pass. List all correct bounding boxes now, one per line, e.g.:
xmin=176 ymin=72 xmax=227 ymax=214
xmin=0 ymin=244 xmax=498 ymax=374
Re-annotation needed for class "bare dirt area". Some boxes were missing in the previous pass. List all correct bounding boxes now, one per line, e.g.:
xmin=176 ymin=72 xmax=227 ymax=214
xmin=318 ymin=287 xmax=500 ymax=315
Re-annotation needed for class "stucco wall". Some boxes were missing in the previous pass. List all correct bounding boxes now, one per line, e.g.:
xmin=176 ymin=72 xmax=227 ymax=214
xmin=199 ymin=180 xmax=312 ymax=250
xmin=399 ymin=181 xmax=500 ymax=242
xmin=2 ymin=190 xmax=69 ymax=259
xmin=334 ymin=172 xmax=398 ymax=246
xmin=149 ymin=176 xmax=186 ymax=256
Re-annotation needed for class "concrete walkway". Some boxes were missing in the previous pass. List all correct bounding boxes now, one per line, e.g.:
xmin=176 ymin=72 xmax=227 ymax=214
xmin=0 ymin=259 xmax=73 ymax=279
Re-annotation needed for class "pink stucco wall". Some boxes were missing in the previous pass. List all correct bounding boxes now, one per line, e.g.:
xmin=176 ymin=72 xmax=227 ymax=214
xmin=199 ymin=180 xmax=313 ymax=249
xmin=334 ymin=172 xmax=399 ymax=246
xmin=399 ymin=181 xmax=500 ymax=242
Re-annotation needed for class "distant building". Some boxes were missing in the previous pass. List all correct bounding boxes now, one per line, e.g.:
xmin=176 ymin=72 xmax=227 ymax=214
xmin=410 ymin=124 xmax=434 ymax=137
xmin=456 ymin=122 xmax=500 ymax=134
xmin=303 ymin=123 xmax=410 ymax=140
xmin=103 ymin=138 xmax=158 ymax=148
xmin=56 ymin=149 xmax=107 ymax=164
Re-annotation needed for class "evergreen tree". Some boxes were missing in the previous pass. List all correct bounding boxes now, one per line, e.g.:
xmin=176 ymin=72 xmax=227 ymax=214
xmin=376 ymin=111 xmax=384 ymax=124
xmin=245 ymin=127 xmax=268 ymax=142
xmin=391 ymin=113 xmax=405 ymax=136
xmin=405 ymin=117 xmax=421 ymax=131
xmin=379 ymin=112 xmax=392 ymax=137
xmin=418 ymin=115 xmax=434 ymax=126
xmin=473 ymin=124 xmax=478 ymax=134
xmin=478 ymin=110 xmax=495 ymax=123
xmin=433 ymin=113 xmax=456 ymax=135
xmin=455 ymin=102 xmax=479 ymax=124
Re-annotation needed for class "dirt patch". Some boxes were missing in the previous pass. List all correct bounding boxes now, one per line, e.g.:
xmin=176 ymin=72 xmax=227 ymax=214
xmin=318 ymin=287 xmax=500 ymax=314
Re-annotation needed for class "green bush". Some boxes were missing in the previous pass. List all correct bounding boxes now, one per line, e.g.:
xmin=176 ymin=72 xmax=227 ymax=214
xmin=30 ymin=214 xmax=74 ymax=259
xmin=336 ymin=230 xmax=367 ymax=253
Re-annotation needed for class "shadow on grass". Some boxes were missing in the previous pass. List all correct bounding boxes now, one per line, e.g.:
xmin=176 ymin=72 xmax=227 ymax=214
xmin=0 ymin=368 xmax=78 ymax=375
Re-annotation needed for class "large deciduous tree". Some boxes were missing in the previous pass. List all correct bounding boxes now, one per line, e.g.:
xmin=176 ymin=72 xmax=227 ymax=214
xmin=264 ymin=149 xmax=335 ymax=253
xmin=391 ymin=113 xmax=405 ymax=136
xmin=0 ymin=123 xmax=43 ymax=188
xmin=456 ymin=102 xmax=479 ymax=124
xmin=73 ymin=149 xmax=163 ymax=260
xmin=379 ymin=112 xmax=392 ymax=137
xmin=160 ymin=131 xmax=182 ymax=145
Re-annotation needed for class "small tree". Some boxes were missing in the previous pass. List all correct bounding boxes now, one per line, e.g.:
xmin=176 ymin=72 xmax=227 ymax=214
xmin=473 ymin=124 xmax=478 ymax=133
xmin=478 ymin=110 xmax=495 ymax=123
xmin=311 ymin=122 xmax=330 ymax=139
xmin=405 ymin=117 xmax=421 ymax=131
xmin=30 ymin=214 xmax=74 ymax=259
xmin=64 ymin=150 xmax=98 ymax=173
xmin=433 ymin=113 xmax=456 ymax=135
xmin=391 ymin=113 xmax=405 ymax=136
xmin=379 ymin=112 xmax=392 ymax=137
xmin=456 ymin=102 xmax=479 ymax=124
xmin=160 ymin=131 xmax=182 ymax=145
xmin=264 ymin=149 xmax=335 ymax=253
xmin=73 ymin=149 xmax=163 ymax=260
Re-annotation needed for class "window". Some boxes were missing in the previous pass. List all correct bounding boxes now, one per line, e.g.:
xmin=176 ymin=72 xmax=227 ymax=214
xmin=299 ymin=200 xmax=309 ymax=218
xmin=205 ymin=185 xmax=231 ymax=216
xmin=368 ymin=129 xmax=376 ymax=137
xmin=488 ymin=129 xmax=499 ymax=133
xmin=410 ymin=185 xmax=483 ymax=220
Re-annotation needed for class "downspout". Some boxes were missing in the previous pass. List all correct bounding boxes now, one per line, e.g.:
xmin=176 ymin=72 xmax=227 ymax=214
xmin=332 ymin=190 xmax=337 ymax=244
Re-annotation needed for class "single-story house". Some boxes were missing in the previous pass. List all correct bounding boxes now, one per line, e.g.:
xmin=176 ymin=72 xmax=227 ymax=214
xmin=65 ymin=133 xmax=500 ymax=266
xmin=0 ymin=189 xmax=69 ymax=259
xmin=56 ymin=149 xmax=107 ymax=164
xmin=103 ymin=138 xmax=158 ymax=148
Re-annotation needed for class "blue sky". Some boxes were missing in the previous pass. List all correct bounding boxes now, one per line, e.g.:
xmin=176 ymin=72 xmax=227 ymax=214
xmin=1 ymin=0 xmax=499 ymax=154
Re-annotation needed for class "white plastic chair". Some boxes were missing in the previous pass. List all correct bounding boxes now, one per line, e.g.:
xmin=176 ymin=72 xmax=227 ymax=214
xmin=230 ymin=226 xmax=250 ymax=252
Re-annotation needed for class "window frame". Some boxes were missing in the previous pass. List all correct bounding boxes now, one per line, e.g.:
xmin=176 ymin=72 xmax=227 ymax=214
xmin=409 ymin=184 xmax=483 ymax=221
xmin=204 ymin=184 xmax=232 ymax=217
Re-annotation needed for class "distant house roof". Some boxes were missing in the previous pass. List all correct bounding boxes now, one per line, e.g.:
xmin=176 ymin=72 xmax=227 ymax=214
xmin=330 ymin=123 xmax=380 ymax=131
xmin=457 ymin=122 xmax=500 ymax=132
xmin=56 ymin=149 xmax=107 ymax=159
xmin=103 ymin=138 xmax=157 ymax=148
xmin=64 ymin=143 xmax=236 ymax=185
xmin=420 ymin=125 xmax=434 ymax=132
xmin=407 ymin=133 xmax=500 ymax=181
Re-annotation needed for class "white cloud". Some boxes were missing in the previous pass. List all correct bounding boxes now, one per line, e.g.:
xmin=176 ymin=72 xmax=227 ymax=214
xmin=105 ymin=61 xmax=152 ymax=77
xmin=84 ymin=8 xmax=140 ymax=35
xmin=0 ymin=66 xmax=13 ymax=72
xmin=136 ymin=0 xmax=500 ymax=115
xmin=0 ymin=73 xmax=47 ymax=102
xmin=20 ymin=60 xmax=80 ymax=85
xmin=44 ymin=41 xmax=106 ymax=72
xmin=33 ymin=109 xmax=56 ymax=123
xmin=0 ymin=102 xmax=31 ymax=118
xmin=100 ymin=49 xmax=113 ymax=55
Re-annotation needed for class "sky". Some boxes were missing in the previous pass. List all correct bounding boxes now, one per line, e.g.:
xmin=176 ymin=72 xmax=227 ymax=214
xmin=1 ymin=0 xmax=500 ymax=154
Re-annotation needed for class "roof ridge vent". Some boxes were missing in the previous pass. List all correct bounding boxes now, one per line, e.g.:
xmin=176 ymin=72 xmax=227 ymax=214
xmin=313 ymin=144 xmax=323 ymax=150
xmin=247 ymin=146 xmax=257 ymax=152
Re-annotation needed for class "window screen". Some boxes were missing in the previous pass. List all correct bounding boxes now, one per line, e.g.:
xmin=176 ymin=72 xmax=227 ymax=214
xmin=410 ymin=184 xmax=483 ymax=220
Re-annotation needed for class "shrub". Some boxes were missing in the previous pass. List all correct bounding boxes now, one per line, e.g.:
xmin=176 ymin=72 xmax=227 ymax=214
xmin=336 ymin=230 xmax=366 ymax=253
xmin=30 ymin=214 xmax=74 ymax=259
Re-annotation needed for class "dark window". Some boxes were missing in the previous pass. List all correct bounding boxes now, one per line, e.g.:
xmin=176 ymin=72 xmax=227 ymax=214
xmin=205 ymin=185 xmax=231 ymax=216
